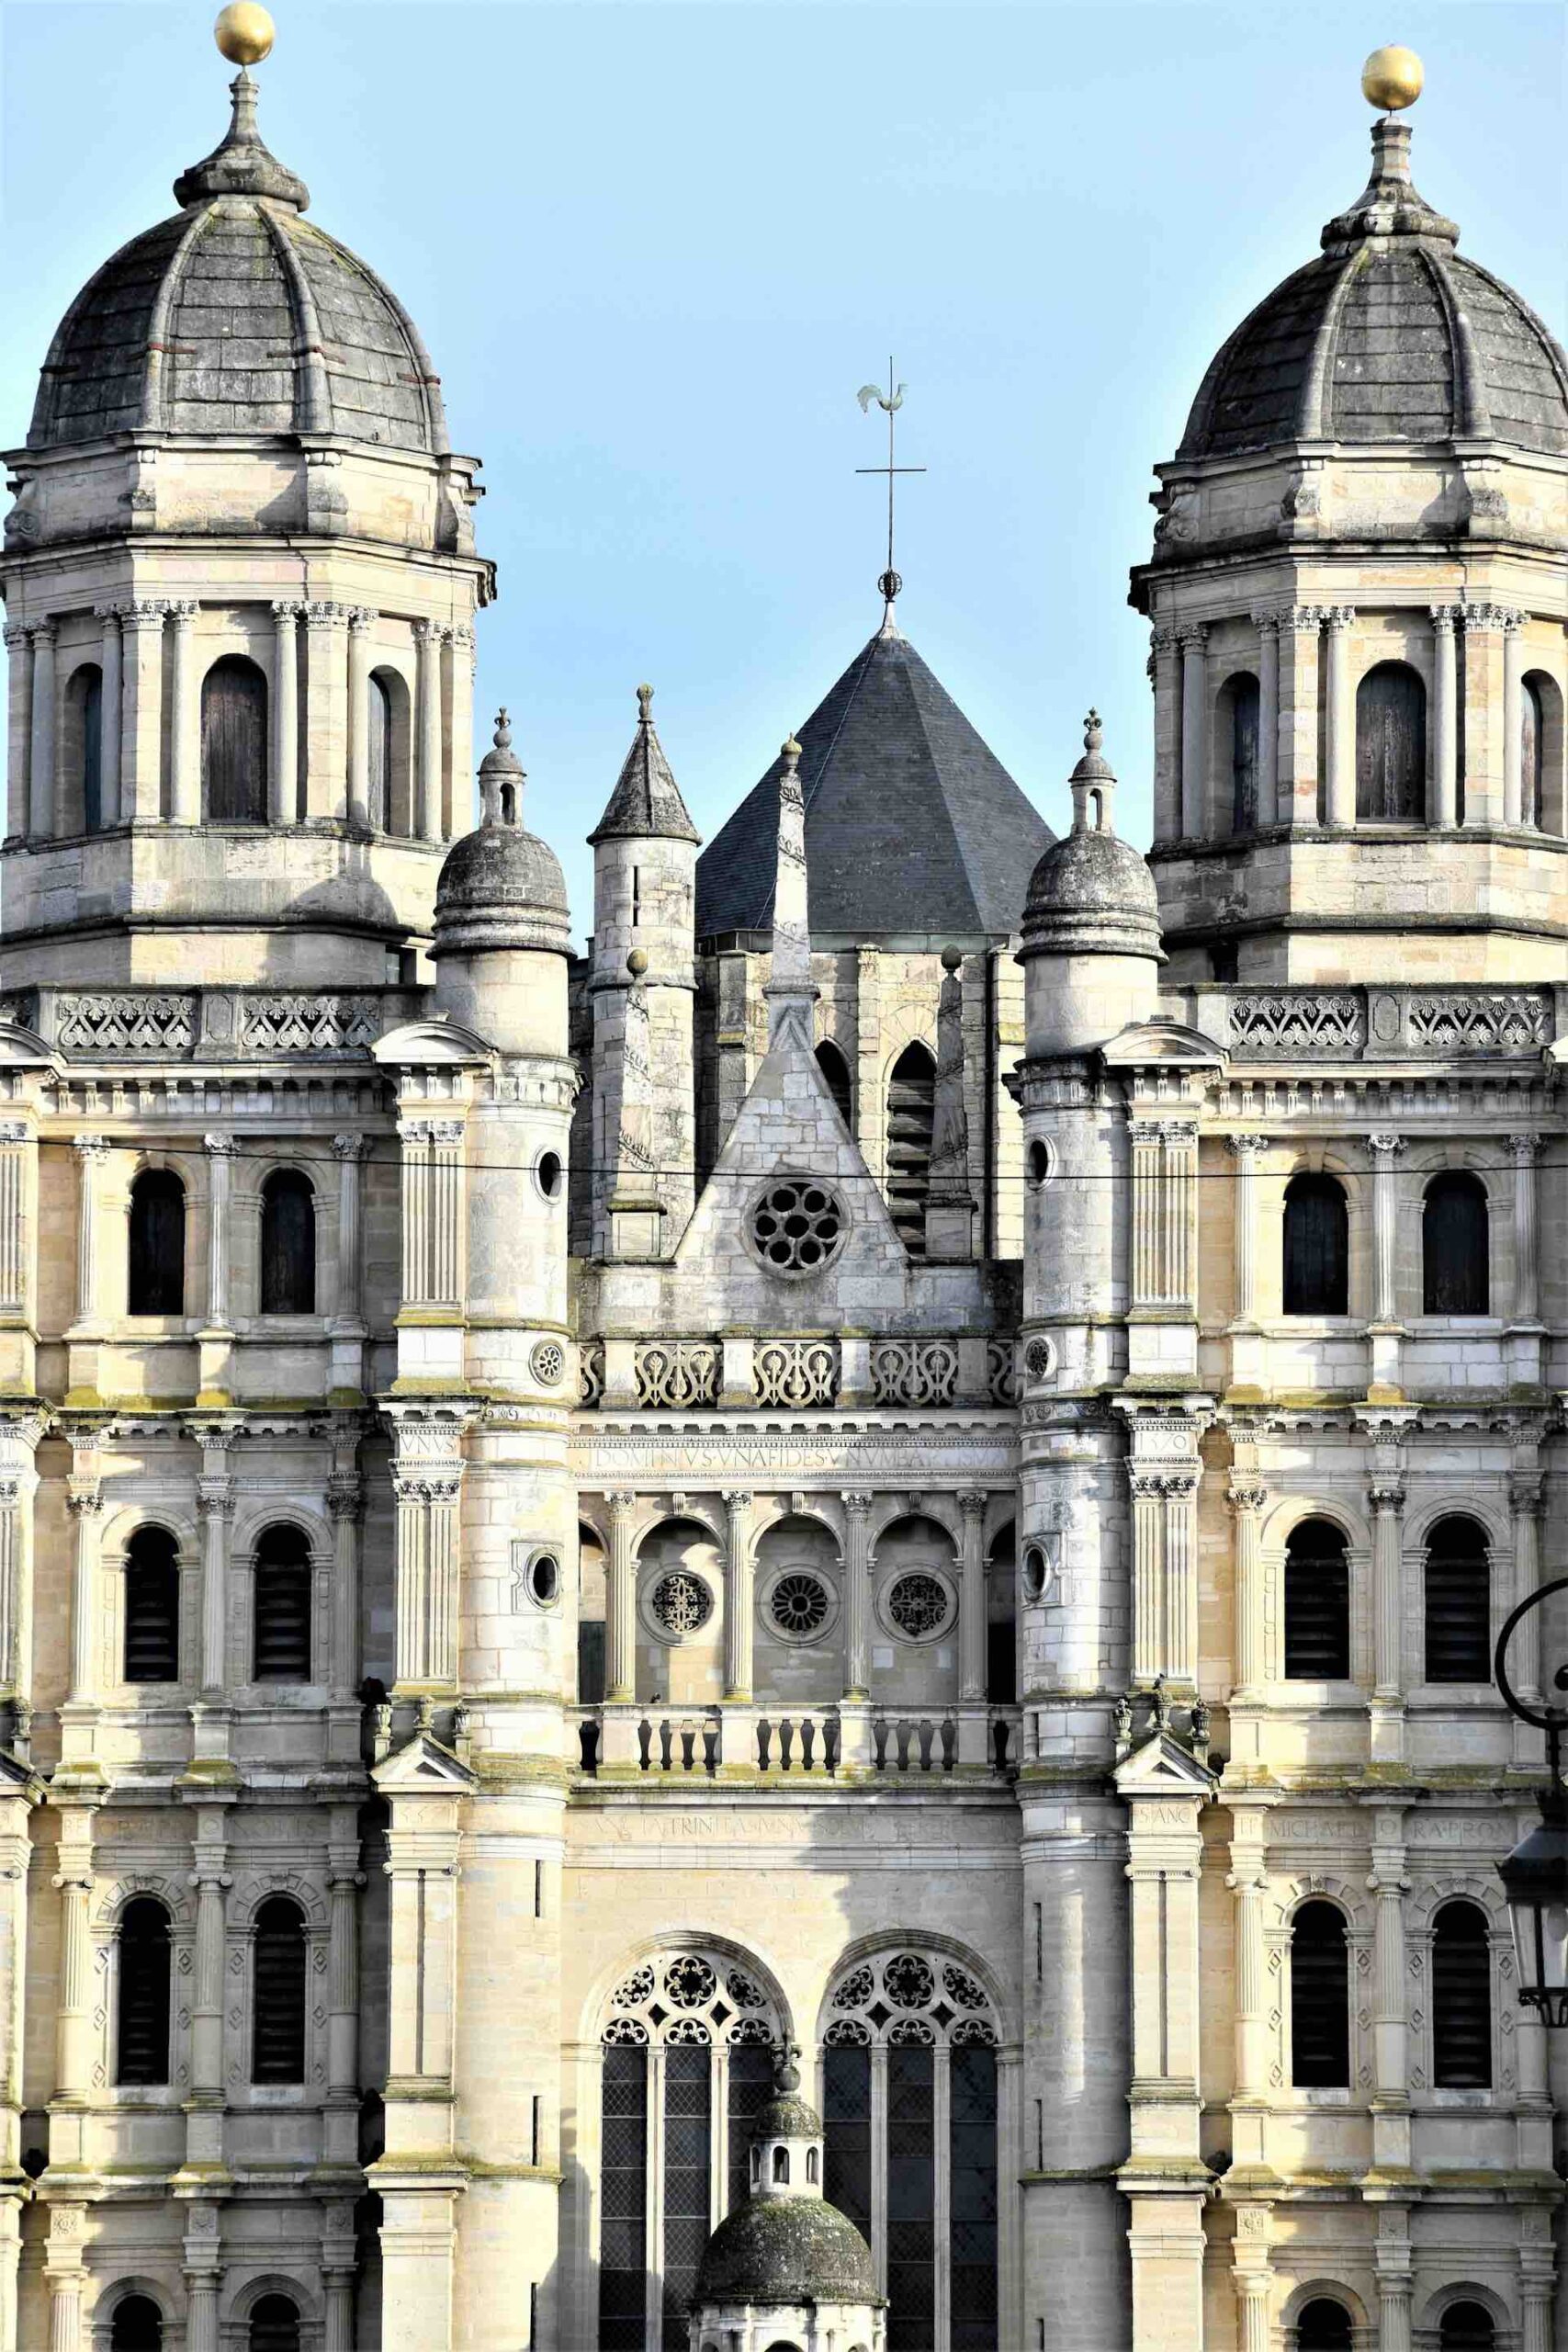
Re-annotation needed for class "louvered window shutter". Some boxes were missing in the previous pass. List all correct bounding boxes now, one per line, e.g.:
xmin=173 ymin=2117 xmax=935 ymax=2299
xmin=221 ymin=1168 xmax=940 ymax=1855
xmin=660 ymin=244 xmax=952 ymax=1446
xmin=1283 ymin=1521 xmax=1350 ymax=1680
xmin=1432 ymin=1903 xmax=1492 ymax=2087
xmin=1291 ymin=1900 xmax=1349 ymax=2087
xmin=1424 ymin=1516 xmax=1490 ymax=1683
xmin=252 ymin=1899 xmax=307 ymax=2083
xmin=260 ymin=1171 xmax=316 ymax=1313
xmin=248 ymin=2295 xmax=302 ymax=2352
xmin=116 ymin=1898 xmax=171 ymax=2085
xmin=124 ymin=1530 xmax=180 ymax=1684
xmin=128 ymin=1171 xmax=186 ymax=1317
xmin=253 ymin=1532 xmax=312 ymax=1682
xmin=886 ymin=1045 xmax=936 ymax=1258
xmin=1423 ymin=1173 xmax=1488 ymax=1313
xmin=1282 ymin=1175 xmax=1348 ymax=1315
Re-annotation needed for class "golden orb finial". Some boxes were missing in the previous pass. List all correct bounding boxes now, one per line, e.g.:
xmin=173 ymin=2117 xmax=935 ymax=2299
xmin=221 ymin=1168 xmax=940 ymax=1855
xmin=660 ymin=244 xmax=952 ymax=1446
xmin=1361 ymin=43 xmax=1424 ymax=112
xmin=215 ymin=3 xmax=276 ymax=66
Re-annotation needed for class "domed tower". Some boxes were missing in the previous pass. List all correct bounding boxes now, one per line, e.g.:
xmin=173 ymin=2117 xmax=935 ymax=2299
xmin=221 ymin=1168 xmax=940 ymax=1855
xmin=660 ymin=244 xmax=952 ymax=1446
xmin=1130 ymin=52 xmax=1568 ymax=983
xmin=688 ymin=2048 xmax=885 ymax=2352
xmin=2 ymin=17 xmax=488 ymax=988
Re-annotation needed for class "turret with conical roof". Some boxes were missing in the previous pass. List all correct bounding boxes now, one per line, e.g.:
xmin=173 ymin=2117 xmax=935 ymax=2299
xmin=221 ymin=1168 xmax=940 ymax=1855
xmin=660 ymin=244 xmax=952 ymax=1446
xmin=589 ymin=684 xmax=699 ymax=1255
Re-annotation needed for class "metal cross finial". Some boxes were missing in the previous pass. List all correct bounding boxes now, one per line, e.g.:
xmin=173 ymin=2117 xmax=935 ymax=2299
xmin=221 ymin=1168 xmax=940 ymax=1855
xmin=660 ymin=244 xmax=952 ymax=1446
xmin=856 ymin=358 xmax=926 ymax=617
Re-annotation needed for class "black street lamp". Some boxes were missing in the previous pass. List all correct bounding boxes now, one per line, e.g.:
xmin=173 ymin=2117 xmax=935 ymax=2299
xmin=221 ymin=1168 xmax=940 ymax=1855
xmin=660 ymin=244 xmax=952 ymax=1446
xmin=1495 ymin=1575 xmax=1568 ymax=2027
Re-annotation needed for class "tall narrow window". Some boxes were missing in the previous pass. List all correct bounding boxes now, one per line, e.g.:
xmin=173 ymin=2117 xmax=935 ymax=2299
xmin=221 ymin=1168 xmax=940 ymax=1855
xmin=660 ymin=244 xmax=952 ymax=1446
xmin=823 ymin=1951 xmax=998 ymax=2352
xmin=815 ymin=1039 xmax=853 ymax=1131
xmin=661 ymin=2044 xmax=710 ymax=2352
xmin=1423 ymin=1172 xmax=1488 ymax=1313
xmin=727 ymin=2041 xmax=775 ymax=2213
xmin=1521 ymin=677 xmax=1544 ymax=830
xmin=1291 ymin=1900 xmax=1350 ymax=2087
xmin=1283 ymin=1520 xmax=1350 ymax=1681
xmin=1225 ymin=671 xmax=1261 ymax=833
xmin=1295 ymin=2302 xmax=1353 ymax=2351
xmin=1356 ymin=661 xmax=1427 ymax=821
xmin=1432 ymin=1901 xmax=1492 ymax=2088
xmin=116 ymin=1896 xmax=172 ymax=2086
xmin=123 ymin=1527 xmax=180 ymax=1684
xmin=252 ymin=1897 xmax=307 ymax=2084
xmin=202 ymin=653 xmax=268 ymax=823
xmin=1438 ymin=2307 xmax=1496 ymax=2351
xmin=65 ymin=663 xmax=105 ymax=835
xmin=599 ymin=2043 xmax=648 ymax=2352
xmin=367 ymin=672 xmax=393 ymax=831
xmin=128 ymin=1169 xmax=186 ymax=1316
xmin=253 ymin=1523 xmax=313 ymax=1683
xmin=1281 ymin=1172 xmax=1348 ymax=1315
xmin=886 ymin=1043 xmax=936 ymax=1257
xmin=1424 ymin=1515 xmax=1490 ymax=1684
xmin=260 ymin=1169 xmax=316 ymax=1314
xmin=249 ymin=2295 xmax=303 ymax=2352
xmin=110 ymin=2299 xmax=164 ymax=2352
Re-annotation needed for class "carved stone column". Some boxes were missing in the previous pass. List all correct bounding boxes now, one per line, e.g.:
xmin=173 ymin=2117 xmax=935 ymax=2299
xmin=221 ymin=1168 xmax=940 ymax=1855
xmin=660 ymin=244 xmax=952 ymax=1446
xmin=0 ymin=1414 xmax=42 ymax=1709
xmin=329 ymin=1135 xmax=368 ymax=1399
xmin=64 ymin=1476 xmax=102 ymax=1711
xmin=44 ymin=2207 xmax=86 ymax=2352
xmin=1148 ymin=627 xmax=1181 ymax=842
xmin=448 ymin=623 xmax=475 ymax=839
xmin=327 ymin=1468 xmax=365 ymax=1701
xmin=1430 ymin=605 xmax=1460 ymax=827
xmin=836 ymin=1492 xmax=874 ymax=1706
xmin=27 ymin=621 xmax=56 ymax=839
xmin=94 ymin=604 xmax=123 ymax=827
xmin=1178 ymin=623 xmax=1207 ymax=838
xmin=346 ymin=607 xmax=376 ymax=829
xmin=1510 ymin=1133 xmax=1543 ymax=1322
xmin=203 ymin=1133 xmax=237 ymax=1332
xmin=119 ymin=601 xmax=166 ymax=823
xmin=391 ymin=1442 xmax=466 ymax=1692
xmin=193 ymin=1425 xmax=239 ymax=1700
xmin=398 ymin=1119 xmax=465 ymax=1312
xmin=1503 ymin=607 xmax=1527 ymax=824
xmin=305 ymin=600 xmax=351 ymax=821
xmin=1278 ymin=605 xmax=1322 ymax=826
xmin=1231 ymin=2219 xmax=1272 ymax=2352
xmin=1162 ymin=1472 xmax=1199 ymax=1686
xmin=1226 ymin=1811 xmax=1271 ymax=2133
xmin=270 ymin=600 xmax=302 ymax=825
xmin=182 ymin=2206 xmax=222 ymax=2352
xmin=51 ymin=1808 xmax=96 ymax=2105
xmin=186 ymin=1804 xmax=231 ymax=2180
xmin=2 ymin=628 xmax=31 ymax=841
xmin=1368 ymin=1132 xmax=1405 ymax=1397
xmin=321 ymin=2199 xmax=358 ymax=2351
xmin=1228 ymin=1484 xmax=1268 ymax=1699
xmin=722 ymin=1490 xmax=754 ymax=1702
xmin=1324 ymin=605 xmax=1357 ymax=826
xmin=1252 ymin=608 xmax=1280 ymax=825
xmin=414 ymin=618 xmax=445 ymax=843
xmin=70 ymin=1136 xmax=107 ymax=1333
xmin=325 ymin=1808 xmax=365 ymax=2166
xmin=957 ymin=1491 xmax=987 ymax=1702
xmin=1367 ymin=1804 xmax=1411 ymax=2169
xmin=1130 ymin=1470 xmax=1164 ymax=1690
xmin=604 ymin=1491 xmax=638 ymax=1705
xmin=1370 ymin=1473 xmax=1405 ymax=1707
xmin=1374 ymin=2219 xmax=1414 ymax=2352
xmin=168 ymin=600 xmax=200 ymax=824
xmin=0 ymin=1128 xmax=29 ymax=1325
xmin=1226 ymin=1134 xmax=1265 ymax=1325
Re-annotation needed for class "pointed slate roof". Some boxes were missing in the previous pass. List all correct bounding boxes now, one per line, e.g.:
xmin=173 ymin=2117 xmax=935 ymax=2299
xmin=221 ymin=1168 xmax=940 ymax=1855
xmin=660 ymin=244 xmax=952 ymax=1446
xmin=590 ymin=684 xmax=701 ymax=846
xmin=695 ymin=621 xmax=1051 ymax=944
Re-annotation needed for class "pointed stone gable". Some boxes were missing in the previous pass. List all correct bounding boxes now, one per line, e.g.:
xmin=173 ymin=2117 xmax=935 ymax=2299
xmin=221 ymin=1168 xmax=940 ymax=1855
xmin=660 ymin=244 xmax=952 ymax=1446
xmin=694 ymin=624 xmax=1051 ymax=944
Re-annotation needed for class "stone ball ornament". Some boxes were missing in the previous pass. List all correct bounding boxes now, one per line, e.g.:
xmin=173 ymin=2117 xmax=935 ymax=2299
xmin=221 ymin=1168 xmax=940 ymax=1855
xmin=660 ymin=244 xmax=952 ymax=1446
xmin=1360 ymin=42 xmax=1424 ymax=111
xmin=215 ymin=2 xmax=276 ymax=63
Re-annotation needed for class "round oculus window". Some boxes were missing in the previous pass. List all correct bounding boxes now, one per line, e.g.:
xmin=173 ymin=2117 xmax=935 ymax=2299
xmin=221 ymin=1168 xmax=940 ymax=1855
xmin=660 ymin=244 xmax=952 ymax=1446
xmin=886 ymin=1571 xmax=953 ymax=1641
xmin=648 ymin=1572 xmax=714 ymax=1638
xmin=749 ymin=1178 xmax=846 ymax=1273
xmin=768 ymin=1571 xmax=831 ymax=1638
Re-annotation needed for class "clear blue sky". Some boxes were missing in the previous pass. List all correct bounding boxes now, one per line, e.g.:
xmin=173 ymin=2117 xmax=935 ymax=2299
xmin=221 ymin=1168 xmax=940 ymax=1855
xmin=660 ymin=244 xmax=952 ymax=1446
xmin=4 ymin=1 xmax=1564 ymax=938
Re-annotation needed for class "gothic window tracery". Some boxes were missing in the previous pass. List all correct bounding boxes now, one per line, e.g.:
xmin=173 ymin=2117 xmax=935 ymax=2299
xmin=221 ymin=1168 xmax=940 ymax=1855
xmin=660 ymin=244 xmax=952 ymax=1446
xmin=598 ymin=1949 xmax=781 ymax=2352
xmin=821 ymin=1949 xmax=998 ymax=2351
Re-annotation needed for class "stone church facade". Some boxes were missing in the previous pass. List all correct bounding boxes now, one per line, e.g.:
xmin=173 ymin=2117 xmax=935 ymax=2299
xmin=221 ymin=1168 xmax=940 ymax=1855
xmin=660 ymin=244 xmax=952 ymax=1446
xmin=1 ymin=26 xmax=1566 ymax=2352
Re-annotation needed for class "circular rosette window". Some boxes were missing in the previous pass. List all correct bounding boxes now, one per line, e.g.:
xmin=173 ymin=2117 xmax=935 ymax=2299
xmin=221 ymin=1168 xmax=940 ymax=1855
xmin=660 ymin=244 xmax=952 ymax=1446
xmin=747 ymin=1176 xmax=847 ymax=1274
xmin=763 ymin=1567 xmax=838 ymax=1644
xmin=644 ymin=1570 xmax=715 ymax=1642
xmin=882 ymin=1569 xmax=955 ymax=1644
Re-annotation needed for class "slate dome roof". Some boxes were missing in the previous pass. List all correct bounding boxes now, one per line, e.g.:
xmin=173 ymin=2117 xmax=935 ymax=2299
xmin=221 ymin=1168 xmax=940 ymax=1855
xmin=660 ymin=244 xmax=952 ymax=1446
xmin=695 ymin=614 xmax=1051 ymax=944
xmin=1179 ymin=117 xmax=1568 ymax=462
xmin=28 ymin=70 xmax=446 ymax=455
xmin=694 ymin=2193 xmax=879 ymax=2307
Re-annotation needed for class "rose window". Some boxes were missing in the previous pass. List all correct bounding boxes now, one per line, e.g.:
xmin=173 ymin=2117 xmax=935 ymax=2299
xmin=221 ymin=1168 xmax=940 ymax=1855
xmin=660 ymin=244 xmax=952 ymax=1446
xmin=821 ymin=1948 xmax=998 ymax=2050
xmin=769 ymin=1572 xmax=830 ymax=1637
xmin=749 ymin=1178 xmax=846 ymax=1272
xmin=649 ymin=1572 xmax=713 ymax=1636
xmin=886 ymin=1572 xmax=952 ymax=1639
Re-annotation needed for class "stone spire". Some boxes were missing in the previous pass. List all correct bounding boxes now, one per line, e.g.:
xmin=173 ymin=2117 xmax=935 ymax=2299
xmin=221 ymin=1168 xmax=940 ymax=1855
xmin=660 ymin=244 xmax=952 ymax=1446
xmin=925 ymin=946 xmax=976 ymax=1261
xmin=173 ymin=68 xmax=310 ymax=211
xmin=1320 ymin=111 xmax=1457 ymax=254
xmin=761 ymin=738 xmax=818 ymax=1048
xmin=588 ymin=683 xmax=700 ymax=846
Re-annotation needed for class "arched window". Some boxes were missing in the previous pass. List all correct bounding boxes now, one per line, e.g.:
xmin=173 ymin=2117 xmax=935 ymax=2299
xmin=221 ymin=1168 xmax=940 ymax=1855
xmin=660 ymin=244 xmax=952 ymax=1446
xmin=260 ymin=1170 xmax=316 ymax=1314
xmin=822 ymin=1949 xmax=998 ymax=2351
xmin=1223 ymin=671 xmax=1260 ymax=833
xmin=123 ymin=1527 xmax=180 ymax=1685
xmin=886 ymin=1043 xmax=936 ymax=1258
xmin=598 ymin=1949 xmax=782 ymax=2351
xmin=1423 ymin=1172 xmax=1488 ymax=1314
xmin=1282 ymin=1172 xmax=1348 ymax=1315
xmin=116 ymin=1896 xmax=172 ymax=2086
xmin=1283 ymin=1520 xmax=1350 ymax=1681
xmin=1439 ymin=2306 xmax=1496 ymax=2351
xmin=64 ymin=663 xmax=104 ymax=835
xmin=815 ymin=1039 xmax=853 ymax=1132
xmin=1424 ymin=1515 xmax=1491 ymax=1684
xmin=1522 ymin=676 xmax=1544 ymax=829
xmin=1356 ymin=661 xmax=1427 ymax=822
xmin=1291 ymin=1900 xmax=1349 ymax=2087
xmin=252 ymin=1897 xmax=307 ymax=2084
xmin=368 ymin=672 xmax=394 ymax=831
xmin=1432 ymin=1901 xmax=1492 ymax=2088
xmin=253 ymin=1524 xmax=313 ymax=1683
xmin=110 ymin=2297 xmax=164 ymax=2352
xmin=249 ymin=2295 xmax=303 ymax=2352
xmin=772 ymin=2145 xmax=789 ymax=2184
xmin=1295 ymin=2301 xmax=1352 ymax=2351
xmin=202 ymin=654 xmax=268 ymax=823
xmin=128 ymin=1169 xmax=186 ymax=1316
xmin=806 ymin=2145 xmax=819 ymax=2184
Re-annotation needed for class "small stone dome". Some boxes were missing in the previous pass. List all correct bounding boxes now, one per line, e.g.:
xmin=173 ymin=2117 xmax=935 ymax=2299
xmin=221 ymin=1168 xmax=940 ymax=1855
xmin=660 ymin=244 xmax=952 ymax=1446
xmin=28 ymin=70 xmax=446 ymax=455
xmin=1179 ymin=118 xmax=1568 ymax=462
xmin=433 ymin=714 xmax=571 ymax=959
xmin=694 ymin=2191 xmax=879 ymax=2307
xmin=1020 ymin=715 xmax=1163 ymax=962
xmin=750 ymin=2092 xmax=821 ymax=2142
